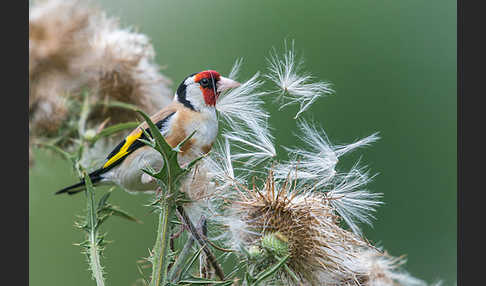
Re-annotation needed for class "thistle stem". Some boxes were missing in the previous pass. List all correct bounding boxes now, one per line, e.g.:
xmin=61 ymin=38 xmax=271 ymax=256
xmin=89 ymin=241 xmax=105 ymax=286
xmin=84 ymin=171 xmax=106 ymax=286
xmin=149 ymin=196 xmax=175 ymax=286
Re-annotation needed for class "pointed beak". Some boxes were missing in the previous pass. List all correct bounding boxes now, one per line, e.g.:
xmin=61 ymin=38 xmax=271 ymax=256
xmin=217 ymin=76 xmax=241 ymax=93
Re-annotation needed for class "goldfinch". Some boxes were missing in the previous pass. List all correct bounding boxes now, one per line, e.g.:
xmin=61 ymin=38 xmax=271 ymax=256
xmin=55 ymin=70 xmax=240 ymax=195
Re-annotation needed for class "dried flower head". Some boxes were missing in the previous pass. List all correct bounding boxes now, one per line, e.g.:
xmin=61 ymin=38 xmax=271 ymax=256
xmin=87 ymin=21 xmax=173 ymax=124
xmin=219 ymin=170 xmax=368 ymax=284
xmin=218 ymin=170 xmax=428 ymax=286
xmin=29 ymin=0 xmax=172 ymax=165
xmin=265 ymin=40 xmax=334 ymax=119
xmin=29 ymin=72 xmax=70 ymax=136
xmin=29 ymin=0 xmax=97 ymax=79
xmin=227 ymin=58 xmax=244 ymax=81
xmin=29 ymin=0 xmax=97 ymax=137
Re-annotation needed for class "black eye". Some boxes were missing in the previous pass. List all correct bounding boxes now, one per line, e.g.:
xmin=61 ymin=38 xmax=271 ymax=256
xmin=200 ymin=78 xmax=210 ymax=88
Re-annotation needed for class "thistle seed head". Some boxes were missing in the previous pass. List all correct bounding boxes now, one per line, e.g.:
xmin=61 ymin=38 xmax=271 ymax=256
xmin=29 ymin=0 xmax=172 ymax=164
xmin=221 ymin=170 xmax=374 ymax=285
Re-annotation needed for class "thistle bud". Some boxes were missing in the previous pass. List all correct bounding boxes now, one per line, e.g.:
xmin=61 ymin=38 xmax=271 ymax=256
xmin=83 ymin=129 xmax=97 ymax=141
xmin=261 ymin=232 xmax=289 ymax=258
xmin=247 ymin=245 xmax=263 ymax=260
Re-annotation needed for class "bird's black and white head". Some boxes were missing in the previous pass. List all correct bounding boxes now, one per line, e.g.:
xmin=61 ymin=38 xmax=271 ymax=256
xmin=175 ymin=70 xmax=240 ymax=112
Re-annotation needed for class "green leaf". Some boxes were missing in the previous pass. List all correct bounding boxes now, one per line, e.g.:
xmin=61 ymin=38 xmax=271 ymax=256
xmin=142 ymin=167 xmax=158 ymax=179
xmin=252 ymin=254 xmax=290 ymax=286
xmin=172 ymin=130 xmax=197 ymax=153
xmin=99 ymin=205 xmax=143 ymax=224
xmin=179 ymin=246 xmax=204 ymax=280
xmin=96 ymin=190 xmax=142 ymax=227
xmin=138 ymin=138 xmax=156 ymax=148
xmin=136 ymin=110 xmax=174 ymax=158
xmin=83 ymin=169 xmax=97 ymax=231
xmin=136 ymin=109 xmax=203 ymax=187
xmin=283 ymin=263 xmax=300 ymax=284
xmin=92 ymin=121 xmax=139 ymax=142
xmin=96 ymin=100 xmax=140 ymax=112
xmin=36 ymin=142 xmax=73 ymax=161
xmin=97 ymin=192 xmax=112 ymax=211
xmin=178 ymin=277 xmax=234 ymax=285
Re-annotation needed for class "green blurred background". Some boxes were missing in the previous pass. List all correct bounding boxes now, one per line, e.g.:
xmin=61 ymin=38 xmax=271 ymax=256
xmin=29 ymin=0 xmax=456 ymax=285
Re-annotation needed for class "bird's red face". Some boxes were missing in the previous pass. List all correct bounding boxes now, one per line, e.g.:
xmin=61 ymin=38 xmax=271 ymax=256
xmin=176 ymin=70 xmax=241 ymax=110
xmin=194 ymin=70 xmax=221 ymax=106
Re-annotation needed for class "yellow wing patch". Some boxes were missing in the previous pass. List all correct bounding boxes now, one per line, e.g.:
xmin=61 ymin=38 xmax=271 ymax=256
xmin=102 ymin=130 xmax=143 ymax=168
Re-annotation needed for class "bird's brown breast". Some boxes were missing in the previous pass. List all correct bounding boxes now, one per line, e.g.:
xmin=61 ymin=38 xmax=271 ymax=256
xmin=166 ymin=106 xmax=214 ymax=157
xmin=136 ymin=101 xmax=214 ymax=158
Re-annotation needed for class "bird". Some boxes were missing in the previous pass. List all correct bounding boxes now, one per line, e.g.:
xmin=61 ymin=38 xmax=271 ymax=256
xmin=55 ymin=70 xmax=240 ymax=195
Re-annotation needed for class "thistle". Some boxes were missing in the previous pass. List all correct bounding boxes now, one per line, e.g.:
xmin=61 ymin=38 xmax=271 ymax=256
xmin=30 ymin=1 xmax=442 ymax=284
xmin=220 ymin=169 xmax=367 ymax=285
xmin=218 ymin=169 xmax=431 ymax=286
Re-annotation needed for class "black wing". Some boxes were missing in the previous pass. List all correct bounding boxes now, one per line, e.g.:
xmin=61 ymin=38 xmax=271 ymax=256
xmin=96 ymin=112 xmax=176 ymax=173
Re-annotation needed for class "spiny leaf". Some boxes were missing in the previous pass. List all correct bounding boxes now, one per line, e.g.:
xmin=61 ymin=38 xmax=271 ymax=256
xmin=136 ymin=110 xmax=184 ymax=186
xmin=136 ymin=109 xmax=204 ymax=187
xmin=172 ymin=130 xmax=197 ymax=153
xmin=136 ymin=110 xmax=174 ymax=159
xmin=142 ymin=167 xmax=159 ymax=179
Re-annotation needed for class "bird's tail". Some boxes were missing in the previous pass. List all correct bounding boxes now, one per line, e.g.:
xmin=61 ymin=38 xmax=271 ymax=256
xmin=54 ymin=168 xmax=105 ymax=195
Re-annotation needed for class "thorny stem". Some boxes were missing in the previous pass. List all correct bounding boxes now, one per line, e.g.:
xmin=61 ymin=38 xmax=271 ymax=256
xmin=77 ymin=94 xmax=106 ymax=286
xmin=137 ymin=108 xmax=197 ymax=286
xmin=149 ymin=194 xmax=175 ymax=286
xmin=89 ymin=241 xmax=105 ymax=286
xmin=177 ymin=206 xmax=225 ymax=280
xmin=84 ymin=171 xmax=106 ymax=286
